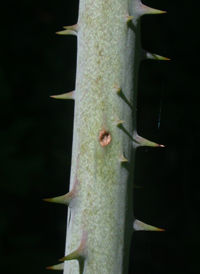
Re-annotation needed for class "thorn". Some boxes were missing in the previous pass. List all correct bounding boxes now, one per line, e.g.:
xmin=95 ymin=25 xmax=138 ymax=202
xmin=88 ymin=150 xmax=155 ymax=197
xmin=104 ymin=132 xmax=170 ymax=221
xmin=139 ymin=3 xmax=166 ymax=16
xmin=63 ymin=24 xmax=79 ymax=32
xmin=125 ymin=14 xmax=134 ymax=23
xmin=142 ymin=50 xmax=170 ymax=61
xmin=50 ymin=91 xmax=75 ymax=100
xmin=59 ymin=249 xmax=82 ymax=262
xmin=43 ymin=189 xmax=76 ymax=207
xmin=133 ymin=219 xmax=165 ymax=231
xmin=56 ymin=29 xmax=77 ymax=36
xmin=59 ymin=230 xmax=87 ymax=262
xmin=132 ymin=131 xmax=164 ymax=148
xmin=46 ymin=263 xmax=64 ymax=270
xmin=113 ymin=84 xmax=121 ymax=95
xmin=157 ymin=144 xmax=165 ymax=148
xmin=115 ymin=118 xmax=125 ymax=126
xmin=119 ymin=154 xmax=128 ymax=163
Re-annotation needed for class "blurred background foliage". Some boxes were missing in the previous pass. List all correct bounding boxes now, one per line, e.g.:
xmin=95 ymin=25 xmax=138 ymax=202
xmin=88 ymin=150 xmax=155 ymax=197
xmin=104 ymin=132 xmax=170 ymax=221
xmin=0 ymin=0 xmax=199 ymax=273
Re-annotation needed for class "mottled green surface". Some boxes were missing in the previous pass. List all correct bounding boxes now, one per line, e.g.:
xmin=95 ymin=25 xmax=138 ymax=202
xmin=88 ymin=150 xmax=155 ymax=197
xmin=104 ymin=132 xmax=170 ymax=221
xmin=64 ymin=1 xmax=136 ymax=272
xmin=1 ymin=0 xmax=200 ymax=274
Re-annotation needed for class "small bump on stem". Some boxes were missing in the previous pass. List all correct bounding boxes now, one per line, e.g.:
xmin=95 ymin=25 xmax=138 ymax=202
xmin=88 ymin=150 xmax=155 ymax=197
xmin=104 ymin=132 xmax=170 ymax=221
xmin=113 ymin=84 xmax=121 ymax=95
xmin=118 ymin=154 xmax=128 ymax=163
xmin=125 ymin=14 xmax=134 ymax=24
xmin=115 ymin=118 xmax=125 ymax=127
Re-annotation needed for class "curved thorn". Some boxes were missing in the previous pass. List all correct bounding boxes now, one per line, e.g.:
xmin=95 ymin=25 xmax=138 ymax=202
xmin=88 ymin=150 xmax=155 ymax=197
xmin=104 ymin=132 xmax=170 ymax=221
xmin=50 ymin=91 xmax=75 ymax=100
xmin=46 ymin=263 xmax=64 ymax=270
xmin=133 ymin=219 xmax=165 ymax=231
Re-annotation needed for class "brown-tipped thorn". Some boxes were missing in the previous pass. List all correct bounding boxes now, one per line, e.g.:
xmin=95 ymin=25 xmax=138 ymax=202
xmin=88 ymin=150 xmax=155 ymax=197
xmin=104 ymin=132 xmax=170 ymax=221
xmin=132 ymin=131 xmax=164 ymax=148
xmin=133 ymin=219 xmax=165 ymax=232
xmin=157 ymin=144 xmax=165 ymax=148
xmin=59 ymin=230 xmax=87 ymax=262
xmin=46 ymin=263 xmax=64 ymax=270
xmin=142 ymin=50 xmax=170 ymax=61
xmin=56 ymin=29 xmax=77 ymax=36
xmin=43 ymin=189 xmax=76 ymax=207
xmin=139 ymin=3 xmax=166 ymax=15
xmin=50 ymin=91 xmax=75 ymax=100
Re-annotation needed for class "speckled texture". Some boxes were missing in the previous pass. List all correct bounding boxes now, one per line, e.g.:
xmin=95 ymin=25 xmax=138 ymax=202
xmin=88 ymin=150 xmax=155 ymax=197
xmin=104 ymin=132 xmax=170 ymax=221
xmin=62 ymin=0 xmax=147 ymax=273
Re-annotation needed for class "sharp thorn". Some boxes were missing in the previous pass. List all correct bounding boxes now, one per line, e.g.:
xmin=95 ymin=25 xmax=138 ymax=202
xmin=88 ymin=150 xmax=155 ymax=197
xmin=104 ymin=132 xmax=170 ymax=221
xmin=119 ymin=154 xmax=128 ymax=163
xmin=142 ymin=50 xmax=170 ymax=61
xmin=63 ymin=24 xmax=79 ymax=32
xmin=139 ymin=3 xmax=166 ymax=16
xmin=115 ymin=118 xmax=125 ymax=126
xmin=46 ymin=263 xmax=64 ymax=270
xmin=56 ymin=29 xmax=77 ymax=36
xmin=50 ymin=91 xmax=75 ymax=100
xmin=125 ymin=14 xmax=134 ymax=23
xmin=59 ymin=230 xmax=87 ymax=262
xmin=59 ymin=250 xmax=81 ymax=262
xmin=157 ymin=144 xmax=165 ymax=148
xmin=133 ymin=219 xmax=165 ymax=231
xmin=132 ymin=131 xmax=164 ymax=148
xmin=43 ymin=190 xmax=76 ymax=207
xmin=113 ymin=84 xmax=122 ymax=94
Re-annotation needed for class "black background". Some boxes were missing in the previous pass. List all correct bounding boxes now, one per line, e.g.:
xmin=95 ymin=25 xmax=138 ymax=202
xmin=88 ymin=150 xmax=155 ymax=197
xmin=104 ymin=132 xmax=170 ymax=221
xmin=0 ymin=0 xmax=199 ymax=273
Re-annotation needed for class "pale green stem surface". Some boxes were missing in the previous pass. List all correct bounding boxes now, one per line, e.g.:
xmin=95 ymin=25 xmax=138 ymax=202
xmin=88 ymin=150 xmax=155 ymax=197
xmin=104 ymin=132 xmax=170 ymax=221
xmin=60 ymin=0 xmax=162 ymax=273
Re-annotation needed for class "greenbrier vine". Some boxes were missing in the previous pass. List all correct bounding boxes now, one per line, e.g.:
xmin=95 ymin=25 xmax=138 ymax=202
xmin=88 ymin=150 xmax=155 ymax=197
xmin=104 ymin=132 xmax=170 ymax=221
xmin=44 ymin=1 xmax=169 ymax=273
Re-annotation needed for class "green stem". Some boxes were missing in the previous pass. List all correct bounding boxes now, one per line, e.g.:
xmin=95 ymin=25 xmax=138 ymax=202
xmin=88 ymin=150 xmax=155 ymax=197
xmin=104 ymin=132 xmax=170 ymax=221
xmin=46 ymin=1 xmax=167 ymax=273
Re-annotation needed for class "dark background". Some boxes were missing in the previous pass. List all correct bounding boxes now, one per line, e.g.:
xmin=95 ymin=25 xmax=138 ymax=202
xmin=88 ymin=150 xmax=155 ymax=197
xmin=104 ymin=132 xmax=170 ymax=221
xmin=0 ymin=0 xmax=199 ymax=273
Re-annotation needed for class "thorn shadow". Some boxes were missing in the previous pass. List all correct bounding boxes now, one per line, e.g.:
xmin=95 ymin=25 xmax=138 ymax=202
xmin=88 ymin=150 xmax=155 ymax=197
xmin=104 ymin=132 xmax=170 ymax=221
xmin=117 ymin=89 xmax=133 ymax=109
